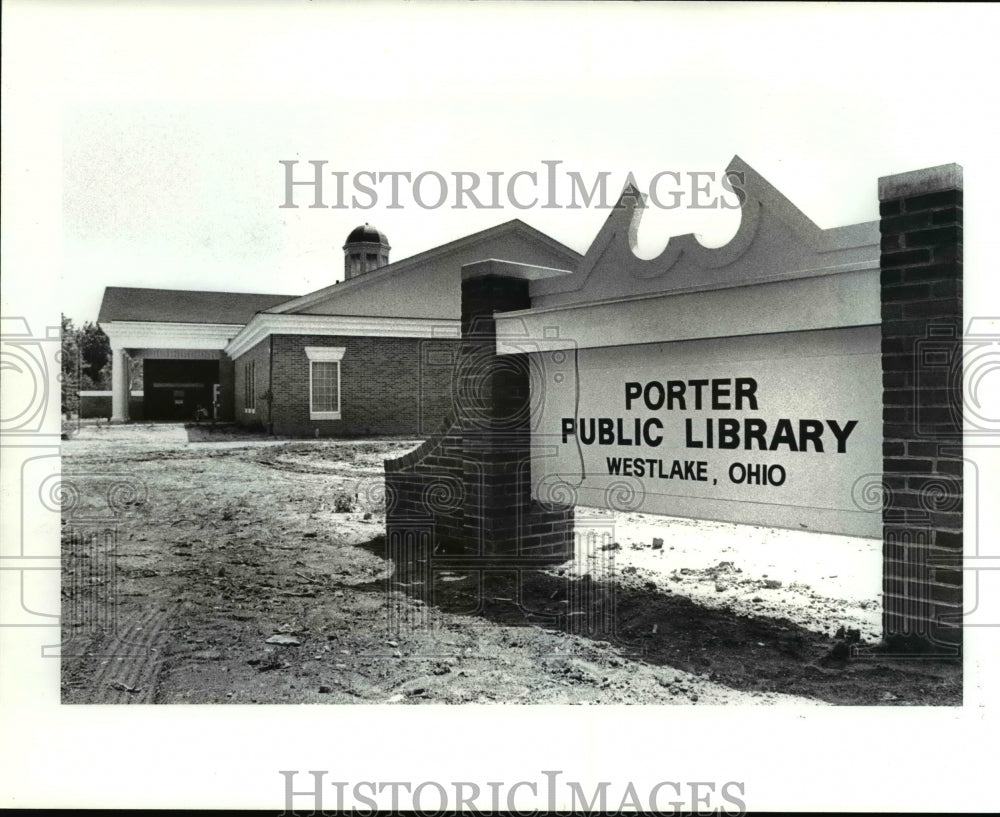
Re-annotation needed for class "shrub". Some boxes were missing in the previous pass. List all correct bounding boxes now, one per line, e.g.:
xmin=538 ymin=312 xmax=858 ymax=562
xmin=333 ymin=493 xmax=355 ymax=513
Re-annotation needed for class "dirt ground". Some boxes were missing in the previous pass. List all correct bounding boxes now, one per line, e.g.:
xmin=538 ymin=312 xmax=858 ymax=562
xmin=60 ymin=423 xmax=960 ymax=706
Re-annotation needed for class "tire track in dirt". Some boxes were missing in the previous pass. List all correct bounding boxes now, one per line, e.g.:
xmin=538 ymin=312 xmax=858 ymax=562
xmin=63 ymin=604 xmax=176 ymax=704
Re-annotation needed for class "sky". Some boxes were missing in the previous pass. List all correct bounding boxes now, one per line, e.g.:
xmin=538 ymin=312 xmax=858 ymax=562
xmin=4 ymin=2 xmax=997 ymax=324
xmin=3 ymin=1 xmax=1000 ymax=811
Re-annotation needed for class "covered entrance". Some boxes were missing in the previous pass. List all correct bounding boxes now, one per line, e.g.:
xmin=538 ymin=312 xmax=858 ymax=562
xmin=97 ymin=286 xmax=295 ymax=424
xmin=143 ymin=359 xmax=220 ymax=421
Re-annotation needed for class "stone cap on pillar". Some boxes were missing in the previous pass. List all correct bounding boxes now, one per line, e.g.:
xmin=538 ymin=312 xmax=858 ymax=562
xmin=879 ymin=163 xmax=963 ymax=201
xmin=461 ymin=258 xmax=574 ymax=282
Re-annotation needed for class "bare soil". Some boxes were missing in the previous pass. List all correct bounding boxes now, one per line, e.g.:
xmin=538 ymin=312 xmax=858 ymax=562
xmin=60 ymin=423 xmax=960 ymax=706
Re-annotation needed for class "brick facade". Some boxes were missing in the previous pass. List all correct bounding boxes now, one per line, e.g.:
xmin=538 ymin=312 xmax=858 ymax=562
xmin=233 ymin=337 xmax=272 ymax=430
xmin=385 ymin=265 xmax=575 ymax=565
xmin=233 ymin=334 xmax=458 ymax=437
xmin=879 ymin=164 xmax=963 ymax=653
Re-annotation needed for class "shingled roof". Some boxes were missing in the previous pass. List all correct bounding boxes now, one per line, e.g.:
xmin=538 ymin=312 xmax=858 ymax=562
xmin=97 ymin=287 xmax=296 ymax=325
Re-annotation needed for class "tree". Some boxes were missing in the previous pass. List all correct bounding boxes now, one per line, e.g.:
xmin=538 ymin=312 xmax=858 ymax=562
xmin=78 ymin=321 xmax=111 ymax=388
xmin=61 ymin=314 xmax=81 ymax=417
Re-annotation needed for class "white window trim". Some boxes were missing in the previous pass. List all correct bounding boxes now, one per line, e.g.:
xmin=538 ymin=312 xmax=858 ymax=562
xmin=305 ymin=346 xmax=345 ymax=420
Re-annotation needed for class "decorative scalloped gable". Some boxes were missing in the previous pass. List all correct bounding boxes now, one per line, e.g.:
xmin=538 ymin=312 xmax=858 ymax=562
xmin=529 ymin=155 xmax=879 ymax=308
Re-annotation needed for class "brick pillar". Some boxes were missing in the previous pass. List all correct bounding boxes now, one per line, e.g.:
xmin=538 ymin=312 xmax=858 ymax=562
xmin=455 ymin=262 xmax=574 ymax=561
xmin=384 ymin=261 xmax=575 ymax=569
xmin=458 ymin=273 xmax=535 ymax=553
xmin=879 ymin=163 xmax=963 ymax=653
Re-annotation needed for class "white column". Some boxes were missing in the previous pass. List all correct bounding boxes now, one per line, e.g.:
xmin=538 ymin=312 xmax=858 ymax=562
xmin=110 ymin=347 xmax=129 ymax=422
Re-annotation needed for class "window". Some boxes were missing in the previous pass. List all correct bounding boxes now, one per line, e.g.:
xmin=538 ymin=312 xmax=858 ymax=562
xmin=244 ymin=359 xmax=256 ymax=413
xmin=312 ymin=362 xmax=338 ymax=412
xmin=305 ymin=347 xmax=345 ymax=420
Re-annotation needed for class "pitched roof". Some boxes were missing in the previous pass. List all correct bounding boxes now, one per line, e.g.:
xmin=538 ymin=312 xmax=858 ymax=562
xmin=96 ymin=220 xmax=579 ymax=327
xmin=268 ymin=218 xmax=581 ymax=315
xmin=97 ymin=287 xmax=296 ymax=325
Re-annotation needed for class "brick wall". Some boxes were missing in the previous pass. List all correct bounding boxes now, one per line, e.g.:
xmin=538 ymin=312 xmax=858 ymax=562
xmin=384 ymin=413 xmax=467 ymax=551
xmin=233 ymin=337 xmax=271 ymax=430
xmin=385 ymin=265 xmax=575 ymax=566
xmin=879 ymin=164 xmax=963 ymax=653
xmin=235 ymin=334 xmax=458 ymax=437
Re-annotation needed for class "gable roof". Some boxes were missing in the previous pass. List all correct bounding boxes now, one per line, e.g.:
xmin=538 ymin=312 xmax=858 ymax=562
xmin=97 ymin=286 xmax=296 ymax=325
xmin=96 ymin=220 xmax=580 ymax=330
xmin=267 ymin=218 xmax=581 ymax=315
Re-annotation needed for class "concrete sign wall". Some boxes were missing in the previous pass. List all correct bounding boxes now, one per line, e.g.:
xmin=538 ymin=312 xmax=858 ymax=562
xmin=494 ymin=156 xmax=885 ymax=538
xmin=530 ymin=326 xmax=882 ymax=537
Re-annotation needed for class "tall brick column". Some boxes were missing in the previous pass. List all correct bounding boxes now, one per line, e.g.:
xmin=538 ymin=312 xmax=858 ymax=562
xmin=457 ymin=262 xmax=574 ymax=561
xmin=384 ymin=260 xmax=574 ymax=566
xmin=879 ymin=164 xmax=963 ymax=653
xmin=458 ymin=273 xmax=534 ymax=553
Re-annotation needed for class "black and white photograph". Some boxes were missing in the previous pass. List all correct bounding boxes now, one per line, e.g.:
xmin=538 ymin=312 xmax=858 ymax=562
xmin=1 ymin=1 xmax=997 ymax=812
